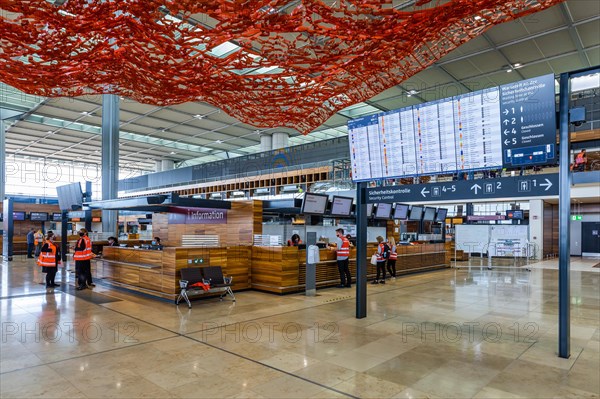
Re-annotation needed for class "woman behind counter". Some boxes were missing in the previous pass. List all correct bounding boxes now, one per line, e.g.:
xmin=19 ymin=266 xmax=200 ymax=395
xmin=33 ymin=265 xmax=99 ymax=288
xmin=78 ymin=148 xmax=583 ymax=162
xmin=287 ymin=234 xmax=302 ymax=247
xmin=152 ymin=237 xmax=163 ymax=250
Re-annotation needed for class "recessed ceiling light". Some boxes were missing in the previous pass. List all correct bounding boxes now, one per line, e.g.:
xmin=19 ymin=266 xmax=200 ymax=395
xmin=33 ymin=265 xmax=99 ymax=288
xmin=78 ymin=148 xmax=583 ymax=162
xmin=170 ymin=151 xmax=176 ymax=154
xmin=506 ymin=68 xmax=513 ymax=73
xmin=193 ymin=114 xmax=204 ymax=119
xmin=216 ymin=140 xmax=223 ymax=144
xmin=47 ymin=130 xmax=53 ymax=134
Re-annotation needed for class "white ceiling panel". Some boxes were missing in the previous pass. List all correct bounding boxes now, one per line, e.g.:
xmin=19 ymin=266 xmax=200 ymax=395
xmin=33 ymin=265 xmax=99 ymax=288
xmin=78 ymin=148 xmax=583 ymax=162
xmin=534 ymin=30 xmax=577 ymax=57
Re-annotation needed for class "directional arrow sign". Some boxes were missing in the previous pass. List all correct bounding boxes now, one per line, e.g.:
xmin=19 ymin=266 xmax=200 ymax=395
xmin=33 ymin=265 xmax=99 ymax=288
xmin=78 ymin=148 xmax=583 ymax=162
xmin=366 ymin=173 xmax=560 ymax=203
xmin=540 ymin=178 xmax=553 ymax=191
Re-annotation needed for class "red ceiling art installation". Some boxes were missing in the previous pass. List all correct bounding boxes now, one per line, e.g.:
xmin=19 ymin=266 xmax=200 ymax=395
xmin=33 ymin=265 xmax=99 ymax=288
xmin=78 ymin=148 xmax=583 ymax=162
xmin=0 ymin=0 xmax=563 ymax=134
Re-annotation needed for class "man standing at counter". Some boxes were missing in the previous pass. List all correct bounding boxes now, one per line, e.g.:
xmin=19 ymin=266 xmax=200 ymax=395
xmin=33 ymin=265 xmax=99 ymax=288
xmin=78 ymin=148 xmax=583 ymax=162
xmin=333 ymin=228 xmax=352 ymax=288
xmin=74 ymin=228 xmax=94 ymax=290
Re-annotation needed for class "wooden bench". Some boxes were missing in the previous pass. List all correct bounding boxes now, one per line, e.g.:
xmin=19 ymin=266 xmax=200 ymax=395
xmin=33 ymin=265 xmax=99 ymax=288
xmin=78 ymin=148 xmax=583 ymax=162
xmin=175 ymin=266 xmax=235 ymax=308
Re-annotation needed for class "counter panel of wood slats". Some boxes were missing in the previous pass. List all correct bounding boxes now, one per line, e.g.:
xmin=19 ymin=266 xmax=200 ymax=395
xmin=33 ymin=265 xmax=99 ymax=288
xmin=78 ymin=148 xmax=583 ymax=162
xmin=251 ymin=244 xmax=449 ymax=294
xmin=98 ymin=246 xmax=251 ymax=299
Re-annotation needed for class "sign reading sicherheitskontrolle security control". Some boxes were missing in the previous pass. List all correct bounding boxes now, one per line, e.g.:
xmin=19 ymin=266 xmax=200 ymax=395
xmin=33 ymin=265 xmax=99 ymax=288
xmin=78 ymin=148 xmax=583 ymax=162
xmin=365 ymin=174 xmax=559 ymax=203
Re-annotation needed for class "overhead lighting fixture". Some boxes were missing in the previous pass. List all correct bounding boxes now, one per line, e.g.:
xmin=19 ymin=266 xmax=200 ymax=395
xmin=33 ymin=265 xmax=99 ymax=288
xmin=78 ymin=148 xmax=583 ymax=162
xmin=231 ymin=190 xmax=246 ymax=198
xmin=281 ymin=185 xmax=299 ymax=193
xmin=254 ymin=188 xmax=270 ymax=195
xmin=474 ymin=15 xmax=482 ymax=20
xmin=215 ymin=139 xmax=223 ymax=144
xmin=209 ymin=193 xmax=222 ymax=199
xmin=406 ymin=89 xmax=419 ymax=97
xmin=170 ymin=151 xmax=176 ymax=154
xmin=513 ymin=62 xmax=522 ymax=68
xmin=193 ymin=114 xmax=204 ymax=119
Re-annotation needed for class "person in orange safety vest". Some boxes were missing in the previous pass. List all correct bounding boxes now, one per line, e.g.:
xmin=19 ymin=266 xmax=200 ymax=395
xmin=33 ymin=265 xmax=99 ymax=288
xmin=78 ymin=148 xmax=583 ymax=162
xmin=333 ymin=228 xmax=352 ymax=288
xmin=37 ymin=233 xmax=61 ymax=289
xmin=74 ymin=228 xmax=94 ymax=290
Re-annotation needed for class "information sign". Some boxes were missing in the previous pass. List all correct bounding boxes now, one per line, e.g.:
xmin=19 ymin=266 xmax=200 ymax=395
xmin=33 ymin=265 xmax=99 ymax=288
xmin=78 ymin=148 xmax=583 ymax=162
xmin=349 ymin=74 xmax=556 ymax=182
xmin=366 ymin=174 xmax=559 ymax=203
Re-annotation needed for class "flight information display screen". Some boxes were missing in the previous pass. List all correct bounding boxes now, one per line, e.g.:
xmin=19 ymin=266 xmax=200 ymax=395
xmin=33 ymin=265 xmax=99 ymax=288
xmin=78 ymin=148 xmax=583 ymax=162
xmin=349 ymin=74 xmax=556 ymax=181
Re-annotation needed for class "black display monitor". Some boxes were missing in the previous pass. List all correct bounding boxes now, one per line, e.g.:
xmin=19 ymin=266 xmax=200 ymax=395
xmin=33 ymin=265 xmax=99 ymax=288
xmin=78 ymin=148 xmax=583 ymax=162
xmin=374 ymin=203 xmax=392 ymax=219
xmin=301 ymin=193 xmax=328 ymax=215
xmin=423 ymin=207 xmax=436 ymax=221
xmin=366 ymin=203 xmax=374 ymax=217
xmin=408 ymin=205 xmax=424 ymax=220
xmin=330 ymin=196 xmax=353 ymax=217
xmin=30 ymin=212 xmax=49 ymax=221
xmin=13 ymin=211 xmax=26 ymax=221
xmin=52 ymin=212 xmax=63 ymax=221
xmin=394 ymin=203 xmax=409 ymax=220
xmin=435 ymin=208 xmax=448 ymax=222
xmin=506 ymin=210 xmax=524 ymax=220
xmin=56 ymin=182 xmax=83 ymax=211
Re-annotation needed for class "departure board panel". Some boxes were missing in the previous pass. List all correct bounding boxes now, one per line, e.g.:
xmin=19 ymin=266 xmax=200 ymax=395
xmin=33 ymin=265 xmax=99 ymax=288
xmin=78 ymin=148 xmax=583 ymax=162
xmin=349 ymin=74 xmax=556 ymax=182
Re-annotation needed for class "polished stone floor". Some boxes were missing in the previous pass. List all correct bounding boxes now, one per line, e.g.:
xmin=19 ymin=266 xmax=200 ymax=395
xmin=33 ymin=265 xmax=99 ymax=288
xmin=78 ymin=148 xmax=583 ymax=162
xmin=1 ymin=255 xmax=599 ymax=398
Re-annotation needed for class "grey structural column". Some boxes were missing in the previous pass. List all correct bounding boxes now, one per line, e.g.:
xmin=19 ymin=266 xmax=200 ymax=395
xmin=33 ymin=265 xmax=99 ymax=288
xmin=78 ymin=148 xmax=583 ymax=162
xmin=558 ymin=72 xmax=571 ymax=359
xmin=356 ymin=181 xmax=367 ymax=318
xmin=0 ymin=117 xmax=5 ymax=202
xmin=101 ymin=94 xmax=119 ymax=236
xmin=271 ymin=132 xmax=289 ymax=150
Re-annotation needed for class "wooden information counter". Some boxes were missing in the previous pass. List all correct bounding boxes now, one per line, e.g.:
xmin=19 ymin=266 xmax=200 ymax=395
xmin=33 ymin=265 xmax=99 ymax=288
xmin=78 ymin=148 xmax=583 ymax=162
xmin=98 ymin=246 xmax=251 ymax=299
xmin=96 ymin=241 xmax=448 ymax=298
xmin=251 ymin=243 xmax=448 ymax=294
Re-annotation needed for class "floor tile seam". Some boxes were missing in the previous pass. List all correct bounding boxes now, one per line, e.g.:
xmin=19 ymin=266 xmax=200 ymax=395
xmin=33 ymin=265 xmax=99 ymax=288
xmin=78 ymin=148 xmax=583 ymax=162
xmin=0 ymin=292 xmax=54 ymax=300
xmin=181 ymin=333 xmax=360 ymax=399
xmin=0 ymin=335 xmax=177 ymax=376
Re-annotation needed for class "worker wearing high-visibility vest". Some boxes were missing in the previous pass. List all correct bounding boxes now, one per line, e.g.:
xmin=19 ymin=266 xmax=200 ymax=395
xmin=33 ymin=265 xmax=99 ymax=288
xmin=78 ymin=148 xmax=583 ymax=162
xmin=74 ymin=228 xmax=95 ymax=290
xmin=37 ymin=233 xmax=61 ymax=288
xmin=333 ymin=228 xmax=352 ymax=288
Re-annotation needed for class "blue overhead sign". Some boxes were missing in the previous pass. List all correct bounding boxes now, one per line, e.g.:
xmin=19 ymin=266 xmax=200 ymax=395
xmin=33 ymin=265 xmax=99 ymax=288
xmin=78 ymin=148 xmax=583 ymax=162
xmin=499 ymin=74 xmax=556 ymax=167
xmin=366 ymin=174 xmax=559 ymax=203
xmin=349 ymin=74 xmax=557 ymax=182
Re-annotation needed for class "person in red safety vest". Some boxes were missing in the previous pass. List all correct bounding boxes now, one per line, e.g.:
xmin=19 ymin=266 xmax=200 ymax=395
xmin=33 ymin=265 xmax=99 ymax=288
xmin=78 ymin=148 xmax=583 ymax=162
xmin=74 ymin=228 xmax=95 ymax=290
xmin=37 ymin=233 xmax=61 ymax=289
xmin=386 ymin=236 xmax=398 ymax=279
xmin=333 ymin=228 xmax=352 ymax=288
xmin=372 ymin=236 xmax=388 ymax=284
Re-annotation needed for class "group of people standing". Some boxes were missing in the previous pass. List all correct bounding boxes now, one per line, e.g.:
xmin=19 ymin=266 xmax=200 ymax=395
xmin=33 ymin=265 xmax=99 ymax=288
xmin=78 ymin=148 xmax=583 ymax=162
xmin=27 ymin=228 xmax=95 ymax=290
xmin=372 ymin=236 xmax=397 ymax=284
xmin=330 ymin=229 xmax=400 ymax=288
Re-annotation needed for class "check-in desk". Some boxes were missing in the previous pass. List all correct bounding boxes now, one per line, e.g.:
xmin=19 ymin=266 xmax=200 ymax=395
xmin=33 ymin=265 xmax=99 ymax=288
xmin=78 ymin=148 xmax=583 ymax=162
xmin=251 ymin=243 xmax=449 ymax=294
xmin=98 ymin=246 xmax=251 ymax=299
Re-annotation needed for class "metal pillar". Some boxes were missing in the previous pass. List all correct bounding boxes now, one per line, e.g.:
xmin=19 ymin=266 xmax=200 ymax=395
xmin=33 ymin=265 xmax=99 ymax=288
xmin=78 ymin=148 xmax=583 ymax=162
xmin=84 ymin=181 xmax=92 ymax=232
xmin=356 ymin=182 xmax=367 ymax=318
xmin=2 ymin=198 xmax=14 ymax=261
xmin=101 ymin=94 xmax=119 ymax=236
xmin=0 ymin=118 xmax=5 ymax=202
xmin=558 ymin=72 xmax=571 ymax=359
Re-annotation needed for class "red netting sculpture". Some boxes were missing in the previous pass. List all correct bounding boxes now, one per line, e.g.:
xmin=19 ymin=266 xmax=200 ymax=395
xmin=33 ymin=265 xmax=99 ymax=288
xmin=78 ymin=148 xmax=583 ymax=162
xmin=0 ymin=0 xmax=563 ymax=134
